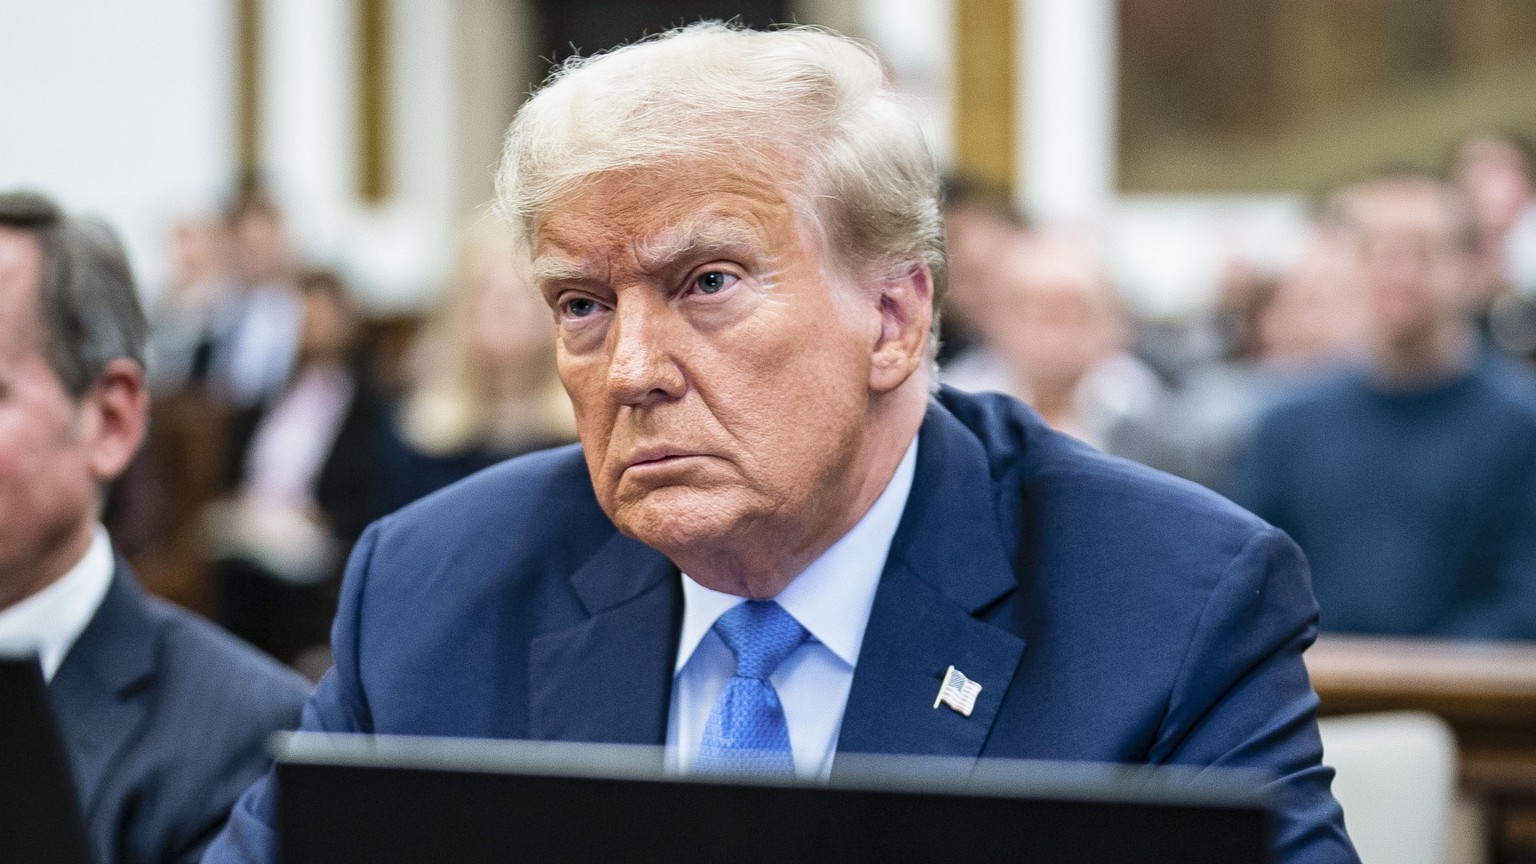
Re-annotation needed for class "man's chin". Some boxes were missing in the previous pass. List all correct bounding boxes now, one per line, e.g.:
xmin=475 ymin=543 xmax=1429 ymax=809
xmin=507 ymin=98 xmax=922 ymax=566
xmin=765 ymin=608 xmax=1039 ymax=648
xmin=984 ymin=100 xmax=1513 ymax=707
xmin=607 ymin=486 xmax=759 ymax=559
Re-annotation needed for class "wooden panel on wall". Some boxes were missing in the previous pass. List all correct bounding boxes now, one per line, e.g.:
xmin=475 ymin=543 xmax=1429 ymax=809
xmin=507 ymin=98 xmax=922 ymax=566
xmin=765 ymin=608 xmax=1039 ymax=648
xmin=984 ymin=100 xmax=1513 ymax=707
xmin=356 ymin=0 xmax=392 ymax=203
xmin=237 ymin=0 xmax=263 ymax=174
xmin=952 ymin=0 xmax=1016 ymax=192
xmin=1118 ymin=0 xmax=1536 ymax=193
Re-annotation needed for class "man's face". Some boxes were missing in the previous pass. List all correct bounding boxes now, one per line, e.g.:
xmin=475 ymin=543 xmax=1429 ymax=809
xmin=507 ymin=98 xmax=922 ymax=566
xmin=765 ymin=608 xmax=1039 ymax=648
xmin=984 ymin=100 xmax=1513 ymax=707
xmin=1458 ymin=136 xmax=1532 ymax=235
xmin=1349 ymin=182 xmax=1470 ymax=350
xmin=534 ymin=163 xmax=884 ymax=567
xmin=943 ymin=205 xmax=1017 ymax=331
xmin=0 ymin=228 xmax=101 ymax=600
xmin=987 ymin=242 xmax=1121 ymax=395
xmin=1261 ymin=234 xmax=1366 ymax=364
xmin=231 ymin=208 xmax=291 ymax=285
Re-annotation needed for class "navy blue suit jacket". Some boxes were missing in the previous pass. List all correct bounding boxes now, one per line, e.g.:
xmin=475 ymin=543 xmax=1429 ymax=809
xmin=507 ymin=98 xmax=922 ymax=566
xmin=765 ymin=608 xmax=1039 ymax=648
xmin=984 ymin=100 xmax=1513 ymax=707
xmin=205 ymin=388 xmax=1356 ymax=862
xmin=50 ymin=562 xmax=311 ymax=864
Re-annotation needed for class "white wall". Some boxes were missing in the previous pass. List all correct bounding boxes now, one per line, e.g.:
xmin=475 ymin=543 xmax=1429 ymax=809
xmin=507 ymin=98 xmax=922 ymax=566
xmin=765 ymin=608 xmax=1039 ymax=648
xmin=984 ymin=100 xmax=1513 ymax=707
xmin=260 ymin=0 xmax=456 ymax=313
xmin=0 ymin=0 xmax=1309 ymax=321
xmin=858 ymin=0 xmax=954 ymax=171
xmin=0 ymin=0 xmax=460 ymax=313
xmin=0 ymin=0 xmax=235 ymax=304
xmin=1017 ymin=0 xmax=1117 ymax=227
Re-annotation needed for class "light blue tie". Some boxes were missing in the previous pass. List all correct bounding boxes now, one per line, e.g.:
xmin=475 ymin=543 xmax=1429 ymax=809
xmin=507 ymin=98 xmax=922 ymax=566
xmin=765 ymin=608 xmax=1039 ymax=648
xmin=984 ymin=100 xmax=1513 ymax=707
xmin=695 ymin=600 xmax=809 ymax=777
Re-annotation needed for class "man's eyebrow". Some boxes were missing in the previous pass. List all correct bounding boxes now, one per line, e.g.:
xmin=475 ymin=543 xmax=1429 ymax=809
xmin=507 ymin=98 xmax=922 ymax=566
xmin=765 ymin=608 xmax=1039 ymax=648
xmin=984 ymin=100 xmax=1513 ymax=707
xmin=531 ymin=217 xmax=768 ymax=286
xmin=632 ymin=217 xmax=766 ymax=274
xmin=530 ymin=255 xmax=596 ymax=286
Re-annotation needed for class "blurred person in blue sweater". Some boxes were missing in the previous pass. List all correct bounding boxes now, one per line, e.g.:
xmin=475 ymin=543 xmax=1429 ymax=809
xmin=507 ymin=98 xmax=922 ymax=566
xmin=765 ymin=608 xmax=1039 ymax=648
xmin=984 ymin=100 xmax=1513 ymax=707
xmin=1234 ymin=167 xmax=1536 ymax=639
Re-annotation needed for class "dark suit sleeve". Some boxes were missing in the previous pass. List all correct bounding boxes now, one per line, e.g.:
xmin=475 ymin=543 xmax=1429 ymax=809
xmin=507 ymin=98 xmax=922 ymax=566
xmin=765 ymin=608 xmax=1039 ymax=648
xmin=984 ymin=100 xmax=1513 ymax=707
xmin=168 ymin=688 xmax=305 ymax=864
xmin=1148 ymin=525 xmax=1358 ymax=864
xmin=201 ymin=521 xmax=384 ymax=864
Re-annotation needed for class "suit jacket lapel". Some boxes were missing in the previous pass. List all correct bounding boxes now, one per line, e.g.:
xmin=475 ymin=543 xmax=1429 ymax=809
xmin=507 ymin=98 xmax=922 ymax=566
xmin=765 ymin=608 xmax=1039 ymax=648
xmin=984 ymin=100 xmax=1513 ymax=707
xmin=48 ymin=559 xmax=157 ymax=819
xmin=834 ymin=403 xmax=1026 ymax=775
xmin=527 ymin=530 xmax=680 ymax=746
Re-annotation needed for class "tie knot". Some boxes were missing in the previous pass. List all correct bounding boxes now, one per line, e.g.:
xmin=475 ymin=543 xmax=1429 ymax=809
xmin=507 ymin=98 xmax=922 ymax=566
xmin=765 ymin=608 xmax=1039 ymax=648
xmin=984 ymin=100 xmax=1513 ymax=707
xmin=712 ymin=601 xmax=808 ymax=680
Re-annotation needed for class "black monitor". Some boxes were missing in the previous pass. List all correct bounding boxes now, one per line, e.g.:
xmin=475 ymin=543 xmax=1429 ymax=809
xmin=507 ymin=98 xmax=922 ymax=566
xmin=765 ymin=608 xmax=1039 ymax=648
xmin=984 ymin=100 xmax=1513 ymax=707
xmin=275 ymin=733 xmax=1273 ymax=864
xmin=0 ymin=652 xmax=92 ymax=864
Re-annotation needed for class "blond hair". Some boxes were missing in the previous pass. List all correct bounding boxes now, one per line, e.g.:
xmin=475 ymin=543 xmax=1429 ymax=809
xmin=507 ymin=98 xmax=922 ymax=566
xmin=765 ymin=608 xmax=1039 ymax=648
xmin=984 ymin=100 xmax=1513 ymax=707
xmin=496 ymin=21 xmax=946 ymax=324
xmin=402 ymin=218 xmax=574 ymax=455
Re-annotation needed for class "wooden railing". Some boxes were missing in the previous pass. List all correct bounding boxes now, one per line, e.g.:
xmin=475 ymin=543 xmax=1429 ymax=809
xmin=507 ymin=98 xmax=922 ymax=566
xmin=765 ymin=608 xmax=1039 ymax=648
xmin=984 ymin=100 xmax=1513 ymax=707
xmin=1308 ymin=635 xmax=1536 ymax=863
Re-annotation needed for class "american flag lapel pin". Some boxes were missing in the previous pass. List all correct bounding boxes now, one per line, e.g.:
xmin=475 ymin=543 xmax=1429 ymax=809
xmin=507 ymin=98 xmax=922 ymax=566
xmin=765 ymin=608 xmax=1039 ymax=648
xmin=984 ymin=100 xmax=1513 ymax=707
xmin=933 ymin=665 xmax=982 ymax=717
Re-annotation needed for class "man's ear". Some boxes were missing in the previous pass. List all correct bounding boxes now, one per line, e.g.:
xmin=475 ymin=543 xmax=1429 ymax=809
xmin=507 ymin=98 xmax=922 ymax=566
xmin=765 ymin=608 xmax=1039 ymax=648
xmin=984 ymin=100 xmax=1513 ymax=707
xmin=81 ymin=358 xmax=148 ymax=484
xmin=869 ymin=262 xmax=934 ymax=394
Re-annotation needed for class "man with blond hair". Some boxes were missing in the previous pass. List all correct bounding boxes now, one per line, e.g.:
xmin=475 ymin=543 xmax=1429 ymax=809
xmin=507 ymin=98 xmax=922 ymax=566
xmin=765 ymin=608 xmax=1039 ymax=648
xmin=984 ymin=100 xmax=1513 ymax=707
xmin=206 ymin=23 xmax=1355 ymax=863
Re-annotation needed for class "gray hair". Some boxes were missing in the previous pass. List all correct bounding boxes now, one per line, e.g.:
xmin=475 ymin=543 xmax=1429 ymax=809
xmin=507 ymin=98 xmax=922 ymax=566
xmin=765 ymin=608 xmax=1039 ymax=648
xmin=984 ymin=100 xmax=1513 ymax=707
xmin=496 ymin=22 xmax=947 ymax=352
xmin=0 ymin=191 xmax=147 ymax=398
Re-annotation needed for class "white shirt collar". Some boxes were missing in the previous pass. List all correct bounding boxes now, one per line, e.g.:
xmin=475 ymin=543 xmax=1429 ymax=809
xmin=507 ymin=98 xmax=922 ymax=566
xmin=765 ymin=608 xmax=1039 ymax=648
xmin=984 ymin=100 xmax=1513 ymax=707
xmin=676 ymin=435 xmax=920 ymax=672
xmin=0 ymin=525 xmax=115 ymax=682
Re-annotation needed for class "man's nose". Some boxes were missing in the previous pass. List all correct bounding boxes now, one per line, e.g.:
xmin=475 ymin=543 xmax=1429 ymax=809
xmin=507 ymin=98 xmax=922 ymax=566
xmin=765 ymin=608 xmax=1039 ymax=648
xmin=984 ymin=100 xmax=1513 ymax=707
xmin=606 ymin=294 xmax=686 ymax=406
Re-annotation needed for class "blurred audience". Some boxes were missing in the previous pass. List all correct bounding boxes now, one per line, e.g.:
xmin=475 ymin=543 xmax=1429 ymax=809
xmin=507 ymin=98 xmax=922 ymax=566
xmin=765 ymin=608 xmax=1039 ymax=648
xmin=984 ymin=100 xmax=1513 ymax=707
xmin=0 ymin=189 xmax=308 ymax=864
xmin=942 ymin=231 xmax=1165 ymax=455
xmin=387 ymin=219 xmax=576 ymax=511
xmin=1257 ymin=228 xmax=1370 ymax=369
xmin=206 ymin=270 xmax=390 ymax=668
xmin=1159 ymin=222 xmax=1370 ymax=491
xmin=1233 ymin=168 xmax=1536 ymax=639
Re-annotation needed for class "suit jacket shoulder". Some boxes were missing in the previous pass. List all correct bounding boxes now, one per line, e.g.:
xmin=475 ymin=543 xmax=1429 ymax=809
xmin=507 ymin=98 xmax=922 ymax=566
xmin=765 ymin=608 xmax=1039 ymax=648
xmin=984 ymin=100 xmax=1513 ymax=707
xmin=937 ymin=388 xmax=1350 ymax=862
xmin=327 ymin=442 xmax=672 ymax=740
xmin=50 ymin=564 xmax=310 ymax=864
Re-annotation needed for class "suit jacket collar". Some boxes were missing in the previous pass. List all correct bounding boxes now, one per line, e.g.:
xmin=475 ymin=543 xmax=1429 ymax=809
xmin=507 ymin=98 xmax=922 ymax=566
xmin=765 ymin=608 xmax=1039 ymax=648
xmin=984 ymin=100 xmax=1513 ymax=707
xmin=527 ymin=531 xmax=679 ymax=747
xmin=887 ymin=399 xmax=1020 ymax=613
xmin=48 ymin=558 xmax=159 ymax=817
xmin=833 ymin=400 xmax=1027 ymax=774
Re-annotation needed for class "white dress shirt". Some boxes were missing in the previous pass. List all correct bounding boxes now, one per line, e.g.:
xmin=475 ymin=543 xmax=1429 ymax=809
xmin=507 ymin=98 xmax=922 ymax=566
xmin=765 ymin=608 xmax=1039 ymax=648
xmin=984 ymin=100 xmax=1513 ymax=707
xmin=0 ymin=525 xmax=114 ymax=681
xmin=244 ymin=362 xmax=355 ymax=509
xmin=215 ymin=281 xmax=301 ymax=408
xmin=666 ymin=436 xmax=919 ymax=779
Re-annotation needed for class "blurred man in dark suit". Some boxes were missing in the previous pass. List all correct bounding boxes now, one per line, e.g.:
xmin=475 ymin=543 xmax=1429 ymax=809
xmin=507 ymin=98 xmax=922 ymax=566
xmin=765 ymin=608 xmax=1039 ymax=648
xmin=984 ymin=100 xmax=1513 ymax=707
xmin=0 ymin=191 xmax=310 ymax=864
xmin=206 ymin=23 xmax=1355 ymax=864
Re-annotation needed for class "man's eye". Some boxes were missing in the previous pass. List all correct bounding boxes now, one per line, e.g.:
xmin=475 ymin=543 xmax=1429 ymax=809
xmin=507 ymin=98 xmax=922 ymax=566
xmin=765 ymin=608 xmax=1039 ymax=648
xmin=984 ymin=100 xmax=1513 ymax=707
xmin=693 ymin=271 xmax=738 ymax=295
xmin=564 ymin=297 xmax=600 ymax=318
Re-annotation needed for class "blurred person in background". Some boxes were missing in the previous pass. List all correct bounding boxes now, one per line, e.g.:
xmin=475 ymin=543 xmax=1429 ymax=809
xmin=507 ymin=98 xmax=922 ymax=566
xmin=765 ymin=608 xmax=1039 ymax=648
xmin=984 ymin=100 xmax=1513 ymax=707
xmin=1256 ymin=230 xmax=1370 ymax=370
xmin=204 ymin=181 xmax=303 ymax=410
xmin=1234 ymin=167 xmax=1536 ymax=639
xmin=937 ymin=174 xmax=1027 ymax=365
xmin=206 ymin=270 xmax=390 ymax=671
xmin=1452 ymin=130 xmax=1536 ymax=375
xmin=146 ymin=212 xmax=235 ymax=395
xmin=0 ymin=190 xmax=308 ymax=864
xmin=942 ymin=231 xmax=1164 ymax=453
xmin=386 ymin=219 xmax=575 ymax=511
xmin=109 ymin=211 xmax=240 ymax=568
xmin=1158 ymin=227 xmax=1369 ymax=493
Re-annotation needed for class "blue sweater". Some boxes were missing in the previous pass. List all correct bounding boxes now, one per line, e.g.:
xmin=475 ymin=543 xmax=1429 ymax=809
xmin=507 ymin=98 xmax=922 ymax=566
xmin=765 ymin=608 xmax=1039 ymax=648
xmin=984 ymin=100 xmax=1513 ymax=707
xmin=1234 ymin=364 xmax=1536 ymax=639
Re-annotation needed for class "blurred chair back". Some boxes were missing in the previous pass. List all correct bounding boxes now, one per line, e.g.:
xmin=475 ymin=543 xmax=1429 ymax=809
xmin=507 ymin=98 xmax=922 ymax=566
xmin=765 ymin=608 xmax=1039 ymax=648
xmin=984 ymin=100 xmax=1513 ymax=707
xmin=1318 ymin=710 xmax=1457 ymax=864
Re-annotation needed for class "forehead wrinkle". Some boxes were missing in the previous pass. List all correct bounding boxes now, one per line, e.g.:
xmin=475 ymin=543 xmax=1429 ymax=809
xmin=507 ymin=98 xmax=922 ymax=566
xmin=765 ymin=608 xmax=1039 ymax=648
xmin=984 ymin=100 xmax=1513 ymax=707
xmin=631 ymin=214 xmax=773 ymax=275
